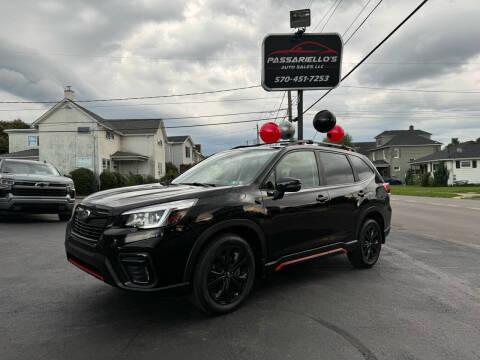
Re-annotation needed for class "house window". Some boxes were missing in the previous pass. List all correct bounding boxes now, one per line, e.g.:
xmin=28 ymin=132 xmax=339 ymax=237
xmin=461 ymin=161 xmax=471 ymax=168
xmin=433 ymin=163 xmax=439 ymax=171
xmin=158 ymin=162 xmax=163 ymax=176
xmin=383 ymin=150 xmax=386 ymax=160
xmin=456 ymin=161 xmax=460 ymax=169
xmin=102 ymin=158 xmax=111 ymax=171
xmin=393 ymin=166 xmax=400 ymax=172
xmin=394 ymin=148 xmax=400 ymax=159
xmin=28 ymin=136 xmax=38 ymax=147
xmin=185 ymin=146 xmax=191 ymax=158
xmin=473 ymin=160 xmax=477 ymax=168
xmin=106 ymin=131 xmax=115 ymax=140
xmin=158 ymin=139 xmax=163 ymax=146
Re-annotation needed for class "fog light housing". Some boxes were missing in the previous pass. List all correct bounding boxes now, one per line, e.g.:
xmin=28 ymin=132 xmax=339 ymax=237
xmin=120 ymin=254 xmax=155 ymax=286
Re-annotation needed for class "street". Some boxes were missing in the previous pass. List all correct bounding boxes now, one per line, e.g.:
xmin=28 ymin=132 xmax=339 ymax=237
xmin=1 ymin=197 xmax=480 ymax=360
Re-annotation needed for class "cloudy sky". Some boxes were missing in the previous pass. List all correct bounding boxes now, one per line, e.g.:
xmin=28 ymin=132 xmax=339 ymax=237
xmin=1 ymin=0 xmax=479 ymax=154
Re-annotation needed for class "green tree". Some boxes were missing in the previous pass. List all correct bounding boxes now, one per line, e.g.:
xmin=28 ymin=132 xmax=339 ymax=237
xmin=446 ymin=138 xmax=460 ymax=149
xmin=405 ymin=169 xmax=414 ymax=185
xmin=0 ymin=119 xmax=31 ymax=154
xmin=322 ymin=132 xmax=354 ymax=147
xmin=433 ymin=162 xmax=449 ymax=187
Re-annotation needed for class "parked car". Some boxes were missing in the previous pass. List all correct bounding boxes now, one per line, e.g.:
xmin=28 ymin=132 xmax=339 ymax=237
xmin=383 ymin=177 xmax=403 ymax=185
xmin=0 ymin=159 xmax=75 ymax=220
xmin=65 ymin=141 xmax=391 ymax=314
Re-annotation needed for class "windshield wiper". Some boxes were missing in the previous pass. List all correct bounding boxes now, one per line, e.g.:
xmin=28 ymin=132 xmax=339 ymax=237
xmin=178 ymin=182 xmax=216 ymax=187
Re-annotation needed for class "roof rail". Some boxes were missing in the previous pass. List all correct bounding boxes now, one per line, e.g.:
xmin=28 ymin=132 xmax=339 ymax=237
xmin=232 ymin=140 xmax=355 ymax=152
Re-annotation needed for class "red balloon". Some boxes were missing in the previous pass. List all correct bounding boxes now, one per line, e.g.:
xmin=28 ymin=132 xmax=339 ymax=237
xmin=327 ymin=125 xmax=344 ymax=143
xmin=260 ymin=122 xmax=281 ymax=143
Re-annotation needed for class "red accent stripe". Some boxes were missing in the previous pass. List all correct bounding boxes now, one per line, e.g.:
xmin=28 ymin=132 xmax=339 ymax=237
xmin=275 ymin=248 xmax=347 ymax=271
xmin=68 ymin=258 xmax=104 ymax=281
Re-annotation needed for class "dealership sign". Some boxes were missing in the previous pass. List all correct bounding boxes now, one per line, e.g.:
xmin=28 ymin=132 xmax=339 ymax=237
xmin=262 ymin=33 xmax=343 ymax=91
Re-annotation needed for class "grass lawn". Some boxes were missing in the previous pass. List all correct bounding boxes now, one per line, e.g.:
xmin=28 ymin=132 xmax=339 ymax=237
xmin=390 ymin=185 xmax=480 ymax=198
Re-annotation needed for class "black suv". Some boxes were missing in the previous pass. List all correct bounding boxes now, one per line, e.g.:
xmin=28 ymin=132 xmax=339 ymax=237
xmin=65 ymin=141 xmax=391 ymax=314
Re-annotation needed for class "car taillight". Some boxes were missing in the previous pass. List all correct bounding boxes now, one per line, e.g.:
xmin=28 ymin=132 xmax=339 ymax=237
xmin=382 ymin=183 xmax=390 ymax=193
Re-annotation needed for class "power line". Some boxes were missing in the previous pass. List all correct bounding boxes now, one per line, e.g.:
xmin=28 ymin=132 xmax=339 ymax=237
xmin=312 ymin=0 xmax=341 ymax=31
xmin=36 ymin=108 xmax=288 ymax=125
xmin=274 ymin=91 xmax=287 ymax=122
xmin=320 ymin=0 xmax=344 ymax=32
xmin=19 ymin=116 xmax=284 ymax=133
xmin=305 ymin=0 xmax=431 ymax=115
xmin=0 ymin=85 xmax=261 ymax=104
xmin=344 ymin=0 xmax=384 ymax=45
xmin=342 ymin=0 xmax=373 ymax=37
xmin=341 ymin=85 xmax=480 ymax=94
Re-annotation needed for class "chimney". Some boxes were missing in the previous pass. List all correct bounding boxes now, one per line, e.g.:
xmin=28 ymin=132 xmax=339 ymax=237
xmin=409 ymin=125 xmax=414 ymax=132
xmin=64 ymin=86 xmax=75 ymax=101
xmin=194 ymin=144 xmax=202 ymax=153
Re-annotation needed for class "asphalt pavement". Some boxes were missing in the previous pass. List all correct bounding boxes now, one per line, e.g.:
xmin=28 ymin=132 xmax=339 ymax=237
xmin=1 ymin=198 xmax=480 ymax=360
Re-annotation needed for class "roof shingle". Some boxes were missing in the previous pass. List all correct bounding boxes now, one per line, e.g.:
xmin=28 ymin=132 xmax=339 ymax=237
xmin=413 ymin=141 xmax=480 ymax=163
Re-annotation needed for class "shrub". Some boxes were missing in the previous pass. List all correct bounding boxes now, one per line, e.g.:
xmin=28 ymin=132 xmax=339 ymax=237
xmin=160 ymin=162 xmax=179 ymax=183
xmin=126 ymin=173 xmax=144 ymax=186
xmin=421 ymin=173 xmax=432 ymax=187
xmin=112 ymin=172 xmax=126 ymax=187
xmin=405 ymin=169 xmax=414 ymax=185
xmin=99 ymin=172 xmax=118 ymax=190
xmin=144 ymin=175 xmax=157 ymax=184
xmin=70 ymin=168 xmax=95 ymax=195
xmin=433 ymin=162 xmax=449 ymax=187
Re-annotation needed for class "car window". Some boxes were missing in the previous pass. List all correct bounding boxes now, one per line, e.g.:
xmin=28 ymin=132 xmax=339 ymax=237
xmin=350 ymin=155 xmax=375 ymax=181
xmin=172 ymin=148 xmax=278 ymax=186
xmin=3 ymin=161 xmax=59 ymax=176
xmin=274 ymin=151 xmax=319 ymax=188
xmin=318 ymin=152 xmax=354 ymax=185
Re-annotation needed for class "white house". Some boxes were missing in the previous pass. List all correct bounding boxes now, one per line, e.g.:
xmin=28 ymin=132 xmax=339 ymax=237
xmin=166 ymin=135 xmax=205 ymax=170
xmin=410 ymin=139 xmax=480 ymax=185
xmin=2 ymin=87 xmax=170 ymax=179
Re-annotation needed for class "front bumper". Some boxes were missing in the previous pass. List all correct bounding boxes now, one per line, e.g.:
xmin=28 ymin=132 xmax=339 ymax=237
xmin=64 ymin=224 xmax=190 ymax=293
xmin=0 ymin=193 xmax=75 ymax=212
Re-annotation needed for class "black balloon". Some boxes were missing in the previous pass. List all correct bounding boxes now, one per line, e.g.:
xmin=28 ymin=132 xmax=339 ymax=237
xmin=313 ymin=110 xmax=336 ymax=133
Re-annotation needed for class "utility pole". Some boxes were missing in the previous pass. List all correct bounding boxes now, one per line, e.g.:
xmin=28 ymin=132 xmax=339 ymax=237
xmin=297 ymin=90 xmax=303 ymax=140
xmin=287 ymin=91 xmax=292 ymax=122
xmin=256 ymin=123 xmax=260 ymax=144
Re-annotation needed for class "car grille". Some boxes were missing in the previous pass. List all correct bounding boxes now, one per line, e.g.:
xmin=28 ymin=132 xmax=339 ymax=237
xmin=12 ymin=183 xmax=67 ymax=197
xmin=71 ymin=209 xmax=110 ymax=242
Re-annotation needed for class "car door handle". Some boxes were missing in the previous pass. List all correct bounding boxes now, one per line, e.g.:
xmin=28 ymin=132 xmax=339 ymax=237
xmin=316 ymin=194 xmax=329 ymax=203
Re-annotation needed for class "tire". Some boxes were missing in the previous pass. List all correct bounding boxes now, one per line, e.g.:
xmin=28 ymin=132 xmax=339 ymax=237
xmin=58 ymin=211 xmax=72 ymax=221
xmin=191 ymin=234 xmax=256 ymax=315
xmin=348 ymin=219 xmax=382 ymax=269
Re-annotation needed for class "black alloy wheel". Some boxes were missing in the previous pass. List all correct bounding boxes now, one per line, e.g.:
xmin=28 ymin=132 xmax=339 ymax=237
xmin=192 ymin=234 xmax=255 ymax=314
xmin=348 ymin=218 xmax=382 ymax=268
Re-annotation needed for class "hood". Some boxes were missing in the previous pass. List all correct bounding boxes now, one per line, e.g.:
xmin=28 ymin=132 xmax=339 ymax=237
xmin=1 ymin=173 xmax=73 ymax=185
xmin=82 ymin=183 xmax=233 ymax=212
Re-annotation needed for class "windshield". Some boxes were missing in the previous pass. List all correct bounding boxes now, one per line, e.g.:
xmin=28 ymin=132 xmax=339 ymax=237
xmin=2 ymin=161 xmax=59 ymax=176
xmin=172 ymin=148 xmax=278 ymax=186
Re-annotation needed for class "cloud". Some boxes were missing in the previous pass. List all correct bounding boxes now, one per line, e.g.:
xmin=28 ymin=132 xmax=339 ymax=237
xmin=0 ymin=0 xmax=479 ymax=154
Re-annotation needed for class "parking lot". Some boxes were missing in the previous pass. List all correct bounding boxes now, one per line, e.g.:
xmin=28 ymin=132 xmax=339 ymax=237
xmin=1 ymin=198 xmax=480 ymax=360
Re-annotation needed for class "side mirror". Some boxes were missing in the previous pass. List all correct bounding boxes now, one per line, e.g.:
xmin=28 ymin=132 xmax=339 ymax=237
xmin=63 ymin=174 xmax=72 ymax=179
xmin=273 ymin=177 xmax=301 ymax=199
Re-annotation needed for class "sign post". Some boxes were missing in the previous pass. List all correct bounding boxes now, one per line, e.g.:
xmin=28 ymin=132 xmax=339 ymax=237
xmin=261 ymin=12 xmax=343 ymax=140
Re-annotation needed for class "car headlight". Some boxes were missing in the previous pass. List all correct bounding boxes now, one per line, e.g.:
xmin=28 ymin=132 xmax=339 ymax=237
xmin=122 ymin=199 xmax=197 ymax=229
xmin=0 ymin=176 xmax=14 ymax=187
